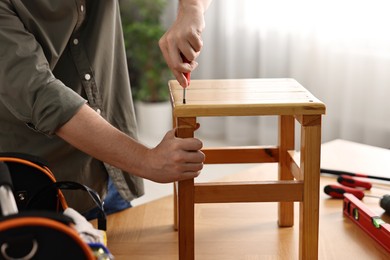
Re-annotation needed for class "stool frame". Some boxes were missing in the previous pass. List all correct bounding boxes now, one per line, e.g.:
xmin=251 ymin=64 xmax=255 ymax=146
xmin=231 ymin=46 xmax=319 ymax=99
xmin=169 ymin=79 xmax=325 ymax=260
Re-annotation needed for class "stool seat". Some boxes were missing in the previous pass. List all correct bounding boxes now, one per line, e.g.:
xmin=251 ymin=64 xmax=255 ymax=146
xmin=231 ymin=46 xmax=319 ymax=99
xmin=169 ymin=78 xmax=325 ymax=117
xmin=169 ymin=78 xmax=325 ymax=260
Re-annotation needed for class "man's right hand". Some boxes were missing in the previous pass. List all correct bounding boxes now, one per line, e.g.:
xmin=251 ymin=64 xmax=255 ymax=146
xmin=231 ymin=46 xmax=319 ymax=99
xmin=159 ymin=0 xmax=212 ymax=88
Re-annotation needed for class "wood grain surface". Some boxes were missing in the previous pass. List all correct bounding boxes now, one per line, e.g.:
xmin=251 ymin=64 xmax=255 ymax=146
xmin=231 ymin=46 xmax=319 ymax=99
xmin=102 ymin=140 xmax=390 ymax=260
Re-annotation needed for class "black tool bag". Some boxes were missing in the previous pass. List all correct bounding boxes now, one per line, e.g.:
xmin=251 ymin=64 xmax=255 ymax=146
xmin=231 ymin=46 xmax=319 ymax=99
xmin=0 ymin=152 xmax=106 ymax=230
xmin=0 ymin=153 xmax=109 ymax=259
xmin=0 ymin=211 xmax=96 ymax=259
xmin=0 ymin=152 xmax=66 ymax=212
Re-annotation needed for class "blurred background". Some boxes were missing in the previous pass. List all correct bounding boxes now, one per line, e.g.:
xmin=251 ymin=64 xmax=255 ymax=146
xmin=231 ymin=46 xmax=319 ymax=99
xmin=120 ymin=0 xmax=390 ymax=205
xmin=165 ymin=0 xmax=390 ymax=149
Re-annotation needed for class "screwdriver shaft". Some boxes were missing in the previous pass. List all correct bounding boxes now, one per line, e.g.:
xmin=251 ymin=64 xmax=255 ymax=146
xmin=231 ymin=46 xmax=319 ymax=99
xmin=324 ymin=184 xmax=390 ymax=214
xmin=365 ymin=194 xmax=382 ymax=199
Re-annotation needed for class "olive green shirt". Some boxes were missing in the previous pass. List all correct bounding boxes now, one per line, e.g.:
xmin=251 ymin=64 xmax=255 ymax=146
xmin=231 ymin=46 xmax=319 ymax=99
xmin=0 ymin=0 xmax=144 ymax=212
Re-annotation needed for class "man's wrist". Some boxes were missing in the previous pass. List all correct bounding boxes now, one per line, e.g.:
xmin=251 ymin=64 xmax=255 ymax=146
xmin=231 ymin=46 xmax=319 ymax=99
xmin=179 ymin=0 xmax=207 ymax=14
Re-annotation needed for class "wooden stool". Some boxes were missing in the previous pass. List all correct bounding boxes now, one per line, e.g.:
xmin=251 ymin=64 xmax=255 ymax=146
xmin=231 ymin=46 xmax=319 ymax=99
xmin=168 ymin=78 xmax=326 ymax=260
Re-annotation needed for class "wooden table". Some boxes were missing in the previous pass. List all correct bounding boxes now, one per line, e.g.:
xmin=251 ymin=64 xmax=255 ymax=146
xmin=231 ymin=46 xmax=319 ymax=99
xmin=104 ymin=140 xmax=390 ymax=260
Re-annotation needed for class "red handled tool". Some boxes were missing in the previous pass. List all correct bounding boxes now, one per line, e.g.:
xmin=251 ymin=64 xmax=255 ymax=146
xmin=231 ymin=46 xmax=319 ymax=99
xmin=324 ymin=184 xmax=369 ymax=200
xmin=180 ymin=53 xmax=191 ymax=104
xmin=324 ymin=184 xmax=390 ymax=214
xmin=337 ymin=175 xmax=373 ymax=190
xmin=337 ymin=175 xmax=389 ymax=191
xmin=325 ymin=169 xmax=390 ymax=253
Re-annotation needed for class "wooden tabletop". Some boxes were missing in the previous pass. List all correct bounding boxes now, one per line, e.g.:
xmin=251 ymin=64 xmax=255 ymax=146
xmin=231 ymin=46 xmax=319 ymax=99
xmin=104 ymin=140 xmax=390 ymax=260
xmin=168 ymin=78 xmax=326 ymax=117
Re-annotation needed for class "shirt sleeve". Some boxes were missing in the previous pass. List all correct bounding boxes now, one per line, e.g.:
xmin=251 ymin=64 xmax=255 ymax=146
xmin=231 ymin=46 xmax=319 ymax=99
xmin=0 ymin=1 xmax=86 ymax=135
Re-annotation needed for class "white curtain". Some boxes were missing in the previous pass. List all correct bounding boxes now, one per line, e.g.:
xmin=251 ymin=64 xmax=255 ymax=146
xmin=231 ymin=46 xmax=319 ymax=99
xmin=164 ymin=0 xmax=390 ymax=148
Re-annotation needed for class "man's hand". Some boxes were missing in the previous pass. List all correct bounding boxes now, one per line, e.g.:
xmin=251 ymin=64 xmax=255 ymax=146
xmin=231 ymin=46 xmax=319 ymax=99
xmin=159 ymin=1 xmax=211 ymax=87
xmin=143 ymin=129 xmax=205 ymax=183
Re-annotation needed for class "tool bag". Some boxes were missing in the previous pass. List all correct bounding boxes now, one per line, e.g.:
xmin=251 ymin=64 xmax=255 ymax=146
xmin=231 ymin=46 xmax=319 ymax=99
xmin=0 ymin=211 xmax=96 ymax=259
xmin=0 ymin=152 xmax=67 ymax=212
xmin=0 ymin=153 xmax=110 ymax=259
xmin=0 ymin=152 xmax=106 ymax=229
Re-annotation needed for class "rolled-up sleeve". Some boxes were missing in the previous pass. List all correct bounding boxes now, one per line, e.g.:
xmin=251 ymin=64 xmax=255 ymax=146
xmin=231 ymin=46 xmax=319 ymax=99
xmin=0 ymin=1 xmax=86 ymax=135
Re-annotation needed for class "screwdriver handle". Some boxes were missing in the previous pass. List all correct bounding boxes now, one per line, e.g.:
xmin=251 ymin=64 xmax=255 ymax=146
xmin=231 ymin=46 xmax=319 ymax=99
xmin=324 ymin=184 xmax=365 ymax=200
xmin=184 ymin=72 xmax=191 ymax=86
xmin=337 ymin=175 xmax=372 ymax=190
xmin=180 ymin=53 xmax=191 ymax=86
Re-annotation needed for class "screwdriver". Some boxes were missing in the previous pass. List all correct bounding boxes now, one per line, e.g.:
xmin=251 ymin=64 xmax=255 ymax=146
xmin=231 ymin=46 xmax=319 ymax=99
xmin=337 ymin=175 xmax=373 ymax=190
xmin=321 ymin=168 xmax=390 ymax=182
xmin=180 ymin=53 xmax=191 ymax=104
xmin=324 ymin=184 xmax=390 ymax=214
xmin=337 ymin=175 xmax=389 ymax=191
xmin=324 ymin=184 xmax=372 ymax=200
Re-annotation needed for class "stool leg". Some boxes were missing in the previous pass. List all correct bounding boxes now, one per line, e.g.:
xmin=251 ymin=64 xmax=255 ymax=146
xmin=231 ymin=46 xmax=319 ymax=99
xmin=278 ymin=115 xmax=295 ymax=227
xmin=299 ymin=115 xmax=322 ymax=260
xmin=172 ymin=114 xmax=178 ymax=231
xmin=178 ymin=179 xmax=195 ymax=260
xmin=173 ymin=182 xmax=178 ymax=230
xmin=176 ymin=117 xmax=197 ymax=260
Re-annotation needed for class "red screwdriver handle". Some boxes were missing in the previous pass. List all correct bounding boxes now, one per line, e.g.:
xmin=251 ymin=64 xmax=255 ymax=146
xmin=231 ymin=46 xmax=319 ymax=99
xmin=180 ymin=53 xmax=191 ymax=86
xmin=324 ymin=184 xmax=365 ymax=200
xmin=337 ymin=175 xmax=372 ymax=190
xmin=184 ymin=71 xmax=190 ymax=85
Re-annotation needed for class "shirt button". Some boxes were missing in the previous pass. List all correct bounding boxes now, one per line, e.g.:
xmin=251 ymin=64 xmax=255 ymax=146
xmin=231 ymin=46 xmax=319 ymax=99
xmin=73 ymin=38 xmax=79 ymax=45
xmin=80 ymin=5 xmax=84 ymax=12
xmin=84 ymin=74 xmax=91 ymax=81
xmin=96 ymin=109 xmax=101 ymax=115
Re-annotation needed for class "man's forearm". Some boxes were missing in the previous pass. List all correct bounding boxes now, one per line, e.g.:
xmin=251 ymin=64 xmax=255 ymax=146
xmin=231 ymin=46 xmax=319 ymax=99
xmin=55 ymin=104 xmax=149 ymax=178
xmin=56 ymin=104 xmax=205 ymax=183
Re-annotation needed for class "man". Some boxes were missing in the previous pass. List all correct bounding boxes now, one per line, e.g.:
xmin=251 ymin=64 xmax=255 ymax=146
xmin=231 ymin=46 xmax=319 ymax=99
xmin=0 ymin=0 xmax=212 ymax=215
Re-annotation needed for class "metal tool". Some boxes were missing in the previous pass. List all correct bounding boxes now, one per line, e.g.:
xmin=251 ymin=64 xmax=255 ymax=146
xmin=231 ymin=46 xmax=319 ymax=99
xmin=343 ymin=193 xmax=390 ymax=253
xmin=180 ymin=53 xmax=191 ymax=104
xmin=325 ymin=184 xmax=378 ymax=200
xmin=324 ymin=184 xmax=390 ymax=214
xmin=321 ymin=168 xmax=390 ymax=182
xmin=337 ymin=175 xmax=388 ymax=191
xmin=183 ymin=84 xmax=187 ymax=104
xmin=337 ymin=175 xmax=373 ymax=190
